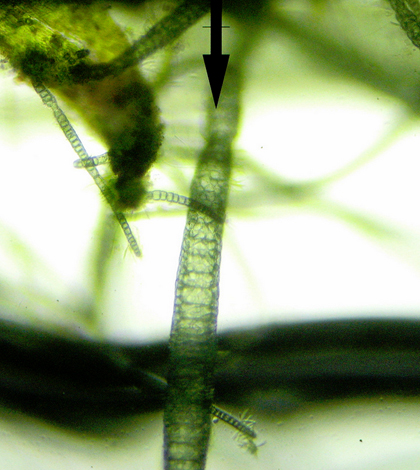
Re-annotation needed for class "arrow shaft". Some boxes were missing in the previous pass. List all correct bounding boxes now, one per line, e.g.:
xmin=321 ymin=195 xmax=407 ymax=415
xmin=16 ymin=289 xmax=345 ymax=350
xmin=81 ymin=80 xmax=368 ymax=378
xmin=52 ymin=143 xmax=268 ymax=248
xmin=210 ymin=0 xmax=222 ymax=55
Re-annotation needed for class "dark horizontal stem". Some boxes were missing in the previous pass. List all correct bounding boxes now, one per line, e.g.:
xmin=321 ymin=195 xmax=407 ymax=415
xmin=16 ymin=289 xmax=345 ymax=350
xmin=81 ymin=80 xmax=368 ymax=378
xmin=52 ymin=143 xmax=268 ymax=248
xmin=3 ymin=317 xmax=420 ymax=421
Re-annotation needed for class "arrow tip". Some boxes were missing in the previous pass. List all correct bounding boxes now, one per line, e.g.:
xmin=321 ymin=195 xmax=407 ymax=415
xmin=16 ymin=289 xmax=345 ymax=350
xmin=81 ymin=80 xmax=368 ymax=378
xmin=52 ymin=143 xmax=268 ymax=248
xmin=203 ymin=54 xmax=230 ymax=108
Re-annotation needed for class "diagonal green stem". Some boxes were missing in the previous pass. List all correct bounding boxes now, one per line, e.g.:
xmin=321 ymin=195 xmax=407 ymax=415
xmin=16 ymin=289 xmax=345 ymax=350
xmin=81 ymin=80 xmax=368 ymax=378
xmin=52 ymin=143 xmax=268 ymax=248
xmin=70 ymin=1 xmax=210 ymax=83
xmin=33 ymin=82 xmax=141 ymax=258
xmin=163 ymin=65 xmax=241 ymax=470
xmin=388 ymin=0 xmax=420 ymax=49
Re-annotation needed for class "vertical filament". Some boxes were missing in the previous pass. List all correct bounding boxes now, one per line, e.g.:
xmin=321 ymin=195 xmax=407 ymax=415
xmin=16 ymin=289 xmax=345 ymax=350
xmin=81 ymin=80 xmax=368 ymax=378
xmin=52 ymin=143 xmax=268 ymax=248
xmin=163 ymin=64 xmax=241 ymax=470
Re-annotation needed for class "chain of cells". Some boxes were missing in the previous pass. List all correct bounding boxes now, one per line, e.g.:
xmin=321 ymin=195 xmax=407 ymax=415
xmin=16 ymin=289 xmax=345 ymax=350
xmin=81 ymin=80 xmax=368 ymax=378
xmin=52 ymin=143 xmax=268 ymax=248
xmin=0 ymin=4 xmax=163 ymax=255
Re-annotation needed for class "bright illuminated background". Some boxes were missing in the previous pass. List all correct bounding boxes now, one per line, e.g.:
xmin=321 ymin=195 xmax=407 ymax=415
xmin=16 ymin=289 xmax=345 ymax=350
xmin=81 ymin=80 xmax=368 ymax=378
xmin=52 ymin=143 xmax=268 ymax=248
xmin=1 ymin=0 xmax=420 ymax=469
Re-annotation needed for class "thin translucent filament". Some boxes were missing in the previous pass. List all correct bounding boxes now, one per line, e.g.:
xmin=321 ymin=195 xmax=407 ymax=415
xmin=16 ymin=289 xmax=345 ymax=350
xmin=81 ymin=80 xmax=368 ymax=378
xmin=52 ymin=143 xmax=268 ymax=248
xmin=33 ymin=82 xmax=141 ymax=258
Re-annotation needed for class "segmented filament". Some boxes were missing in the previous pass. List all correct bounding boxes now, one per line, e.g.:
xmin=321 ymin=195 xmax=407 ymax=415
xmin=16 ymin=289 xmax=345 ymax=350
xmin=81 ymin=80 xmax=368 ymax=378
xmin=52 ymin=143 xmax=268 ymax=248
xmin=212 ymin=406 xmax=259 ymax=454
xmin=129 ymin=370 xmax=258 ymax=443
xmin=73 ymin=151 xmax=225 ymax=221
xmin=146 ymin=190 xmax=224 ymax=223
xmin=73 ymin=153 xmax=110 ymax=169
xmin=210 ymin=405 xmax=256 ymax=439
xmin=164 ymin=63 xmax=241 ymax=470
xmin=33 ymin=82 xmax=141 ymax=257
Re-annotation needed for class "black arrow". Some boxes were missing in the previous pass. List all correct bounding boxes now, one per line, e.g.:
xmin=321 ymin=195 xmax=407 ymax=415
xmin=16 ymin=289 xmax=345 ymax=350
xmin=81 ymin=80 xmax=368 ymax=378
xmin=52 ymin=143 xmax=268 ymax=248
xmin=203 ymin=0 xmax=230 ymax=108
